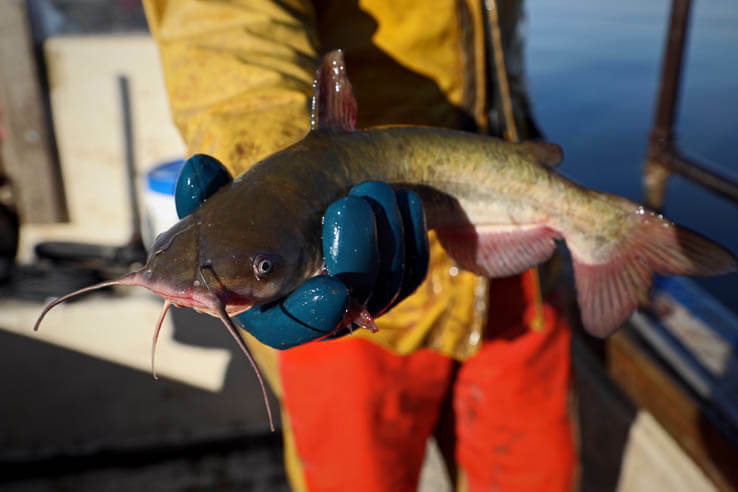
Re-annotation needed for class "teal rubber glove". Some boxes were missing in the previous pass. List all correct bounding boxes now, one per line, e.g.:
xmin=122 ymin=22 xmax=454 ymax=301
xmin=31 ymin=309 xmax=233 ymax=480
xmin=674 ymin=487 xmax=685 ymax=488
xmin=175 ymin=154 xmax=429 ymax=349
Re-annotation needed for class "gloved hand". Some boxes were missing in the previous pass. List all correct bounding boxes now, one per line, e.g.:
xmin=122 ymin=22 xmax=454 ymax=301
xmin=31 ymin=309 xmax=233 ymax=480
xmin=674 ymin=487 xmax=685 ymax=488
xmin=175 ymin=154 xmax=429 ymax=349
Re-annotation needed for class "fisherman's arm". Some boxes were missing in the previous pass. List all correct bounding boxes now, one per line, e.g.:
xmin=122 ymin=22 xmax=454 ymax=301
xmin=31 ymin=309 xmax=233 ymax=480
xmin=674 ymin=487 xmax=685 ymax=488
xmin=142 ymin=0 xmax=319 ymax=176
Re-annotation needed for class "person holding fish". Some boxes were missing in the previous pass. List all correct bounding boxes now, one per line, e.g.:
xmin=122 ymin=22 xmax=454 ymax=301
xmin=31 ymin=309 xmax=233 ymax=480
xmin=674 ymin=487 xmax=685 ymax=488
xmin=139 ymin=0 xmax=577 ymax=487
xmin=96 ymin=1 xmax=730 ymax=491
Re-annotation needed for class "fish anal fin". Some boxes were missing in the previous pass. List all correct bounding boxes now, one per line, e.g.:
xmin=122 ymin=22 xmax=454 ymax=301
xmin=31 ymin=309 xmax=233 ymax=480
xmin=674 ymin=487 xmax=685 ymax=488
xmin=518 ymin=141 xmax=563 ymax=168
xmin=572 ymin=209 xmax=737 ymax=338
xmin=437 ymin=224 xmax=560 ymax=278
xmin=571 ymin=257 xmax=645 ymax=338
xmin=311 ymin=50 xmax=357 ymax=133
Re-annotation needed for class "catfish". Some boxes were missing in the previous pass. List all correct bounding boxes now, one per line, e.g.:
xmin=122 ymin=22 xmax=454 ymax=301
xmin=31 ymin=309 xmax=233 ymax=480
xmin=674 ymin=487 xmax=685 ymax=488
xmin=34 ymin=50 xmax=737 ymax=429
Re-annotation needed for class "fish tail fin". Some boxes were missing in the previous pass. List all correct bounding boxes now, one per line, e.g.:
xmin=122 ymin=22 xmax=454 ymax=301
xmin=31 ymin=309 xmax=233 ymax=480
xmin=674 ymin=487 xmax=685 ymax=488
xmin=571 ymin=210 xmax=736 ymax=337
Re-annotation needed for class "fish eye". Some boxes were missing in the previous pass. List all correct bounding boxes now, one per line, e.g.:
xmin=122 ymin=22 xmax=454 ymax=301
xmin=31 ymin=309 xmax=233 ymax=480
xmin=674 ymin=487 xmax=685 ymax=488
xmin=253 ymin=254 xmax=275 ymax=279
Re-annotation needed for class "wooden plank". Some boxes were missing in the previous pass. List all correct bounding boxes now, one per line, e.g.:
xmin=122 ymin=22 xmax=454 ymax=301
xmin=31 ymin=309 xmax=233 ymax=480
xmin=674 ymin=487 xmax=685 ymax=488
xmin=574 ymin=333 xmax=717 ymax=492
xmin=16 ymin=35 xmax=186 ymax=262
xmin=606 ymin=329 xmax=738 ymax=491
xmin=0 ymin=0 xmax=66 ymax=224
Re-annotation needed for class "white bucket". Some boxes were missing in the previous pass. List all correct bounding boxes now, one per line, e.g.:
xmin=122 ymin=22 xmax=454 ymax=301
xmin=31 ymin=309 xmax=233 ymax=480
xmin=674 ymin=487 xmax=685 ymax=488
xmin=142 ymin=159 xmax=184 ymax=251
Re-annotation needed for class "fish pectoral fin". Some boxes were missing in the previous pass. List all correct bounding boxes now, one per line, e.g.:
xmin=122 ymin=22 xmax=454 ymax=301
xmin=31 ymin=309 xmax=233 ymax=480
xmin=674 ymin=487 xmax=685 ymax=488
xmin=517 ymin=141 xmax=563 ymax=168
xmin=571 ymin=211 xmax=737 ymax=338
xmin=436 ymin=224 xmax=560 ymax=278
xmin=311 ymin=50 xmax=357 ymax=133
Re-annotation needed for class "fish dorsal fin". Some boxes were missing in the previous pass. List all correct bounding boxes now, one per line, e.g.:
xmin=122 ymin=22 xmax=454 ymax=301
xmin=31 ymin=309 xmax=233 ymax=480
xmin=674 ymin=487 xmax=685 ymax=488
xmin=311 ymin=49 xmax=357 ymax=132
xmin=517 ymin=141 xmax=563 ymax=168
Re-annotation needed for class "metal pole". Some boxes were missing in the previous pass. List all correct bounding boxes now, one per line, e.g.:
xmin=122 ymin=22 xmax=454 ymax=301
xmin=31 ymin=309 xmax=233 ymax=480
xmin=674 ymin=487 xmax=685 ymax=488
xmin=643 ymin=0 xmax=692 ymax=210
xmin=118 ymin=75 xmax=143 ymax=246
xmin=651 ymin=0 xmax=693 ymax=146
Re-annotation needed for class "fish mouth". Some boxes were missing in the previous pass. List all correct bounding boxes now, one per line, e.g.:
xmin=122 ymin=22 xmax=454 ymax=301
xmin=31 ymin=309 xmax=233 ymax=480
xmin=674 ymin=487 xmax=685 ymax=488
xmin=144 ymin=280 xmax=257 ymax=319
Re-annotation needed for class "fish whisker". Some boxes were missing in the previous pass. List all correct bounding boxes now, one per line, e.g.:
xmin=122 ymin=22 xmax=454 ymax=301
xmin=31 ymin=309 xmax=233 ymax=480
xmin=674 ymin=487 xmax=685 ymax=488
xmin=198 ymin=265 xmax=275 ymax=432
xmin=151 ymin=300 xmax=172 ymax=380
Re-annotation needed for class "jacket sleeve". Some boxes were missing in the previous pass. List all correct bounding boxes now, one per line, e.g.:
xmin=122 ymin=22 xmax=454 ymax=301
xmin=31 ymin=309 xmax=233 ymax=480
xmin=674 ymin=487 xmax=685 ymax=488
xmin=143 ymin=0 xmax=319 ymax=177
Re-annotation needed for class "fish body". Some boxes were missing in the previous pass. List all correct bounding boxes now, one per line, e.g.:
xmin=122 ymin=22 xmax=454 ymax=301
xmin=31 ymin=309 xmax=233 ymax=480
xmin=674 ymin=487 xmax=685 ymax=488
xmin=142 ymin=124 xmax=734 ymax=336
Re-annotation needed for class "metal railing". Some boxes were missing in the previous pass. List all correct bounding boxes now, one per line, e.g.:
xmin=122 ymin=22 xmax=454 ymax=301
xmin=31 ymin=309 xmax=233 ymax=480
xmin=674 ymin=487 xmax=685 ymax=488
xmin=643 ymin=0 xmax=738 ymax=209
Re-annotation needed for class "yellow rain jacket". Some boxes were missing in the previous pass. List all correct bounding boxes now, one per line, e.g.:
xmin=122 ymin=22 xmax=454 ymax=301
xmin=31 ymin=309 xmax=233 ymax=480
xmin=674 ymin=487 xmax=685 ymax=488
xmin=142 ymin=0 xmax=498 ymax=375
xmin=142 ymin=4 xmax=574 ymax=491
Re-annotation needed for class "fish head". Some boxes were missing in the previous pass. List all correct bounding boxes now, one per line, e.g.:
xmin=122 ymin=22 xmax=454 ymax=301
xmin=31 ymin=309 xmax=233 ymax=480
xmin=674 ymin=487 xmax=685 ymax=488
xmin=34 ymin=47 xmax=354 ymax=329
xmin=142 ymin=199 xmax=322 ymax=317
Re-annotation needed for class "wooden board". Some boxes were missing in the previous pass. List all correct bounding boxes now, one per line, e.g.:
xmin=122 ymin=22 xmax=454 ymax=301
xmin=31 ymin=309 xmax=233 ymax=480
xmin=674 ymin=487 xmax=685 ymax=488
xmin=0 ymin=0 xmax=66 ymax=224
xmin=574 ymin=332 xmax=718 ymax=492
xmin=17 ymin=34 xmax=185 ymax=262
xmin=606 ymin=329 xmax=738 ymax=491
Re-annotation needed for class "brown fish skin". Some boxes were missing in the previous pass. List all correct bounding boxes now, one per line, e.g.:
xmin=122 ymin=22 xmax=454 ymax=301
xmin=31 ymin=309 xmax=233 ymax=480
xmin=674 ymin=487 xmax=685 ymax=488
xmin=134 ymin=125 xmax=735 ymax=337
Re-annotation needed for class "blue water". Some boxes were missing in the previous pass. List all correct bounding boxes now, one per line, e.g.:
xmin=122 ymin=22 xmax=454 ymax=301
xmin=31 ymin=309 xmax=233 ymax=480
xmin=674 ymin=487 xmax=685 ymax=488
xmin=525 ymin=0 xmax=738 ymax=314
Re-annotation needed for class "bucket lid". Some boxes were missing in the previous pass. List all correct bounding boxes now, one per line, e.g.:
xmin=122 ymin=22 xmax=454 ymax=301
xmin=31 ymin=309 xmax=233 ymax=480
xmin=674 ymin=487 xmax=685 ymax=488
xmin=147 ymin=159 xmax=184 ymax=195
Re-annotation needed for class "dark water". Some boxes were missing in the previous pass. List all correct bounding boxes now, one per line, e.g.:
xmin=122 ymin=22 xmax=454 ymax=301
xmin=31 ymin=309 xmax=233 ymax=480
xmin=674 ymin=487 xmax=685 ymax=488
xmin=526 ymin=0 xmax=738 ymax=314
